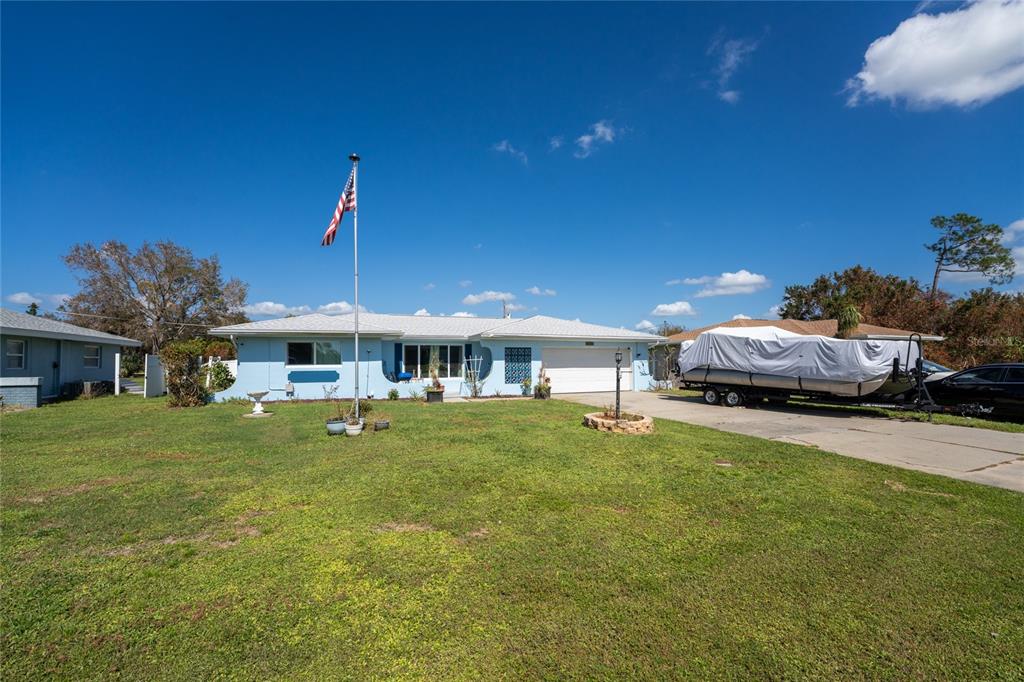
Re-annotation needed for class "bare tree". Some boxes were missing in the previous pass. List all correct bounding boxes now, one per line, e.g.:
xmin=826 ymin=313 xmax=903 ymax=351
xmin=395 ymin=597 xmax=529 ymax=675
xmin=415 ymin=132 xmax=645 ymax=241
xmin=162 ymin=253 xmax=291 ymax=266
xmin=62 ymin=241 xmax=248 ymax=351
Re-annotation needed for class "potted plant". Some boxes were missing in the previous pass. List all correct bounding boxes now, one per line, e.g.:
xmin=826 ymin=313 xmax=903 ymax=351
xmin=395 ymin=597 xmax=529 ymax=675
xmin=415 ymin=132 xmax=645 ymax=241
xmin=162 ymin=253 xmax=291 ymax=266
xmin=344 ymin=413 xmax=364 ymax=436
xmin=323 ymin=385 xmax=347 ymax=435
xmin=425 ymin=346 xmax=444 ymax=403
xmin=426 ymin=370 xmax=444 ymax=403
xmin=534 ymin=367 xmax=551 ymax=399
xmin=521 ymin=376 xmax=532 ymax=396
xmin=373 ymin=412 xmax=391 ymax=431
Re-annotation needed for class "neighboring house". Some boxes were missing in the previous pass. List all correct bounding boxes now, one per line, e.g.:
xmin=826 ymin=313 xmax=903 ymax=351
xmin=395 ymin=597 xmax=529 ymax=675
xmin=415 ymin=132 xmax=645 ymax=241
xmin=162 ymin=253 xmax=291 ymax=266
xmin=0 ymin=308 xmax=142 ymax=408
xmin=666 ymin=318 xmax=945 ymax=343
xmin=209 ymin=313 xmax=664 ymax=401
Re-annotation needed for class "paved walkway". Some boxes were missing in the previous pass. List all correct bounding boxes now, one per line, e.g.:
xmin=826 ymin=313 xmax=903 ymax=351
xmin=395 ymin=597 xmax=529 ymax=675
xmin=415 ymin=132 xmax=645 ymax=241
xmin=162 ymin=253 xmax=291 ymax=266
xmin=559 ymin=392 xmax=1024 ymax=493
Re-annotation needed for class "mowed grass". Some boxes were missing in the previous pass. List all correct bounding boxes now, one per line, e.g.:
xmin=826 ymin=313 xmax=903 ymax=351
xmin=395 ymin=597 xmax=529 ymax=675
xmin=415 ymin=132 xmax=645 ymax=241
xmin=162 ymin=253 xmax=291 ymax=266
xmin=2 ymin=396 xmax=1022 ymax=679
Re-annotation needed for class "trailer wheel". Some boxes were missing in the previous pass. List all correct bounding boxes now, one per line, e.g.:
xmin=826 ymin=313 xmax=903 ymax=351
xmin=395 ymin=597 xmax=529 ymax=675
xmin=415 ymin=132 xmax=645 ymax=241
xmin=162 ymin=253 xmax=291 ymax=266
xmin=723 ymin=389 xmax=744 ymax=407
xmin=702 ymin=387 xmax=721 ymax=405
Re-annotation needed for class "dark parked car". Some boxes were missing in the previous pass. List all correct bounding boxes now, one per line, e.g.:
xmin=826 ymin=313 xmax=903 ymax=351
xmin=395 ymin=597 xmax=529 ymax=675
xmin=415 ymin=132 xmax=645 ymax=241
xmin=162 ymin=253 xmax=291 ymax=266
xmin=924 ymin=363 xmax=1024 ymax=420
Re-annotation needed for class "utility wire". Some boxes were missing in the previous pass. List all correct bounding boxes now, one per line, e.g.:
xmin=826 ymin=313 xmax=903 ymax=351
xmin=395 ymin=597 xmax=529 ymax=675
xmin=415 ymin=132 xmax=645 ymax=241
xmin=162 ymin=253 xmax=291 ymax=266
xmin=32 ymin=308 xmax=218 ymax=329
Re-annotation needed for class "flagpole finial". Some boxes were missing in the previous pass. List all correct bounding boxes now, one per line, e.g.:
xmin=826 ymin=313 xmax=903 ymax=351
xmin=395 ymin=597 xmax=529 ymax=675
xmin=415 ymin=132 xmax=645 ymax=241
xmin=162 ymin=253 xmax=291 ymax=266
xmin=349 ymin=153 xmax=360 ymax=163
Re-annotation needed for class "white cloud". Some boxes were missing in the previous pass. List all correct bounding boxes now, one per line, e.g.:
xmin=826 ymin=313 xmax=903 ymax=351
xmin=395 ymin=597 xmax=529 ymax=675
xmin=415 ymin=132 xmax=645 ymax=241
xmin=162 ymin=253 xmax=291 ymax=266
xmin=493 ymin=139 xmax=528 ymax=164
xmin=458 ymin=279 xmax=472 ymax=288
xmin=718 ymin=90 xmax=741 ymax=104
xmin=241 ymin=301 xmax=312 ymax=317
xmin=664 ymin=279 xmax=682 ymax=286
xmin=423 ymin=282 xmax=436 ymax=291
xmin=317 ymin=301 xmax=367 ymax=315
xmin=549 ymin=135 xmax=564 ymax=150
xmin=413 ymin=308 xmax=430 ymax=316
xmin=574 ymin=120 xmax=617 ymax=158
xmin=526 ymin=285 xmax=557 ymax=296
xmin=1003 ymin=218 xmax=1024 ymax=243
xmin=732 ymin=313 xmax=752 ymax=320
xmin=678 ymin=269 xmax=771 ymax=297
xmin=450 ymin=311 xmax=476 ymax=318
xmin=634 ymin=319 xmax=657 ymax=332
xmin=651 ymin=301 xmax=697 ymax=316
xmin=768 ymin=304 xmax=783 ymax=318
xmin=462 ymin=290 xmax=516 ymax=305
xmin=847 ymin=0 xmax=1024 ymax=108
xmin=4 ymin=291 xmax=70 ymax=307
xmin=506 ymin=302 xmax=528 ymax=312
xmin=708 ymin=32 xmax=763 ymax=103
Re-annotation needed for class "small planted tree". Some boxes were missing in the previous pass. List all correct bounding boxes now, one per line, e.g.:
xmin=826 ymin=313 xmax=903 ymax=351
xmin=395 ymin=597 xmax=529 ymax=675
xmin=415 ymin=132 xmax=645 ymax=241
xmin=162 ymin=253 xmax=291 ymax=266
xmin=835 ymin=304 xmax=862 ymax=339
xmin=159 ymin=339 xmax=209 ymax=407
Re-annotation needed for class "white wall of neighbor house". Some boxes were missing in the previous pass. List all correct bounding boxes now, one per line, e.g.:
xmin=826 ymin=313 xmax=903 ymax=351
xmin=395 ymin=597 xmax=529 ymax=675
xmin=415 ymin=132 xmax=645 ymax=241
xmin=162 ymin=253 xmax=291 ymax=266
xmin=214 ymin=335 xmax=653 ymax=402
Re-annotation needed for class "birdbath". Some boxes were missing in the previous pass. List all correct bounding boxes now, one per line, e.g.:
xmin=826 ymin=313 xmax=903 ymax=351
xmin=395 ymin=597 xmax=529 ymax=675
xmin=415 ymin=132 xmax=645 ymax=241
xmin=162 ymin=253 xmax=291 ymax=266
xmin=247 ymin=391 xmax=269 ymax=416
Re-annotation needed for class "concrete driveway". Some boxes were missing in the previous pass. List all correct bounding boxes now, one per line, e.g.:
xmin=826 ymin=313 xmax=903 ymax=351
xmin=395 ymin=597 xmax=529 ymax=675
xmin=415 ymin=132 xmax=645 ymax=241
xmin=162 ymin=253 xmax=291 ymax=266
xmin=559 ymin=391 xmax=1024 ymax=493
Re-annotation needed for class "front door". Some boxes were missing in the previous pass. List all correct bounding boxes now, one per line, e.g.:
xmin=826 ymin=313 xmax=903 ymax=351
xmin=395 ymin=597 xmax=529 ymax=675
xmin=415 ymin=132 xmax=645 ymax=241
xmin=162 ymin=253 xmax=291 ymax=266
xmin=36 ymin=338 xmax=61 ymax=398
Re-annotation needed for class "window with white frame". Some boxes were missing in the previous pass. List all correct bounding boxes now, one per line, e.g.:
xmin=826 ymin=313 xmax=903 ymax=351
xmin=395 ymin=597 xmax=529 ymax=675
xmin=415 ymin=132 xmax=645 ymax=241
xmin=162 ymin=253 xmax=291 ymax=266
xmin=5 ymin=339 xmax=25 ymax=369
xmin=83 ymin=345 xmax=101 ymax=368
xmin=286 ymin=341 xmax=342 ymax=366
xmin=402 ymin=344 xmax=463 ymax=379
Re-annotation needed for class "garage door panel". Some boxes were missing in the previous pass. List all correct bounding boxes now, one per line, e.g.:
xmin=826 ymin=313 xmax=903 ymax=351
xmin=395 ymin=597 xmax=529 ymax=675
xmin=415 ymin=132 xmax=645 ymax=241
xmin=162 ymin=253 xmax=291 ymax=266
xmin=543 ymin=348 xmax=629 ymax=394
xmin=545 ymin=348 xmax=617 ymax=369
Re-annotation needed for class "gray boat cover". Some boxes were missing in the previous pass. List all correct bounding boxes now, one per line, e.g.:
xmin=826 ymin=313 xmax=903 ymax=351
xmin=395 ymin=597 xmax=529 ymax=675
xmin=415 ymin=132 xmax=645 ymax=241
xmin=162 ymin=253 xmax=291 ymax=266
xmin=677 ymin=326 xmax=920 ymax=385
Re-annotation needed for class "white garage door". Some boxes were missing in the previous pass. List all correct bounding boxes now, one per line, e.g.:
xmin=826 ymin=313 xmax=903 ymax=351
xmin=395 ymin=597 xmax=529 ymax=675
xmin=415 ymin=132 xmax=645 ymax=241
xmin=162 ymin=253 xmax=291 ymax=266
xmin=543 ymin=348 xmax=631 ymax=394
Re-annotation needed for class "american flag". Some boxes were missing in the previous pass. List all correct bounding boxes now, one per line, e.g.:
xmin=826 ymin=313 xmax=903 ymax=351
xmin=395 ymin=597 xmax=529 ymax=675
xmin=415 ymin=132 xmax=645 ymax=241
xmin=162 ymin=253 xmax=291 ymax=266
xmin=320 ymin=167 xmax=357 ymax=246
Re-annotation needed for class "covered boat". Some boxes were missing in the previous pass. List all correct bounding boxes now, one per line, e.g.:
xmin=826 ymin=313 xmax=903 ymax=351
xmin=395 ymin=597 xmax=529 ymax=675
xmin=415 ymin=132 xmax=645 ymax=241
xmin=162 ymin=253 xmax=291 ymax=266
xmin=677 ymin=326 xmax=920 ymax=399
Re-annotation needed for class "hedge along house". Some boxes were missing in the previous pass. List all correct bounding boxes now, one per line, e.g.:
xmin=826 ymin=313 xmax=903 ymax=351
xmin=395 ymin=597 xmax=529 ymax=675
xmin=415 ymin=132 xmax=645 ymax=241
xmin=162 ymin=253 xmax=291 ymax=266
xmin=0 ymin=307 xmax=142 ymax=408
xmin=209 ymin=312 xmax=664 ymax=401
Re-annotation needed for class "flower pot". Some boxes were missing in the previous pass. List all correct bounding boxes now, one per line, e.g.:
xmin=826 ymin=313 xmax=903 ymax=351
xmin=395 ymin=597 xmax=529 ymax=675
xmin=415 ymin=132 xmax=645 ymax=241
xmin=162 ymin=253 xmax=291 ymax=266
xmin=426 ymin=390 xmax=444 ymax=403
xmin=326 ymin=420 xmax=346 ymax=436
xmin=374 ymin=419 xmax=390 ymax=431
xmin=344 ymin=422 xmax=363 ymax=436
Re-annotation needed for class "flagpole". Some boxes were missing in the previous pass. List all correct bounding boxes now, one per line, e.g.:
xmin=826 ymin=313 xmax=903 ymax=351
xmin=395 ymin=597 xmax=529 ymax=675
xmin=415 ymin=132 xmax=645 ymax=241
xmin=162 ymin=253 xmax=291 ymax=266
xmin=350 ymin=153 xmax=360 ymax=418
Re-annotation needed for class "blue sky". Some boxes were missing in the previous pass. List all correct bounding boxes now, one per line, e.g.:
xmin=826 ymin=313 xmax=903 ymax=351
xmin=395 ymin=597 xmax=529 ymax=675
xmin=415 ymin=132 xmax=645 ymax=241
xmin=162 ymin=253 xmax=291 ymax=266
xmin=3 ymin=1 xmax=1023 ymax=332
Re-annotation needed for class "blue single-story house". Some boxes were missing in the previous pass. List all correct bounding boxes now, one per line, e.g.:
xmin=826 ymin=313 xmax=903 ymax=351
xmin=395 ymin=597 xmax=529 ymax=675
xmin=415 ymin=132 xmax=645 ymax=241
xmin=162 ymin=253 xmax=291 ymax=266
xmin=210 ymin=313 xmax=664 ymax=401
xmin=0 ymin=307 xmax=142 ymax=407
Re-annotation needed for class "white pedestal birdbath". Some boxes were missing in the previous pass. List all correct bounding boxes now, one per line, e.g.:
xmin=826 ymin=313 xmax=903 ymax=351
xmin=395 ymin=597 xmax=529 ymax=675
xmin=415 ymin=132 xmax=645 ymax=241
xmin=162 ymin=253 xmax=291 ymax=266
xmin=247 ymin=391 xmax=269 ymax=415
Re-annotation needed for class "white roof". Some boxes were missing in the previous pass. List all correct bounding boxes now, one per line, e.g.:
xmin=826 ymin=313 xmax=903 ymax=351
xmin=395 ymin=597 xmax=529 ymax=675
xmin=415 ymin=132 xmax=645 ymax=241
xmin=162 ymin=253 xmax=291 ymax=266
xmin=0 ymin=308 xmax=141 ymax=346
xmin=211 ymin=312 xmax=662 ymax=342
xmin=703 ymin=326 xmax=803 ymax=340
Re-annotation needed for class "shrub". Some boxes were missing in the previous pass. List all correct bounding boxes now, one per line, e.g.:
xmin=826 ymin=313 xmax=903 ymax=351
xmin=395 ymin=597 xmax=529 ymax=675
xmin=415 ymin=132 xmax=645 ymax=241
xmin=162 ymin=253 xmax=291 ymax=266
xmin=348 ymin=399 xmax=373 ymax=418
xmin=159 ymin=339 xmax=210 ymax=407
xmin=120 ymin=349 xmax=144 ymax=377
xmin=203 ymin=339 xmax=236 ymax=360
xmin=205 ymin=361 xmax=234 ymax=392
xmin=387 ymin=388 xmax=400 ymax=401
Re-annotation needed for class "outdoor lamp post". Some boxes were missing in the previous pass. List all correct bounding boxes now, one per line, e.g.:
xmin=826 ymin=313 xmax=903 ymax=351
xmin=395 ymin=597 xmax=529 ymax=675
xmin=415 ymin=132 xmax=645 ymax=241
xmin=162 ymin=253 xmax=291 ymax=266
xmin=615 ymin=350 xmax=623 ymax=419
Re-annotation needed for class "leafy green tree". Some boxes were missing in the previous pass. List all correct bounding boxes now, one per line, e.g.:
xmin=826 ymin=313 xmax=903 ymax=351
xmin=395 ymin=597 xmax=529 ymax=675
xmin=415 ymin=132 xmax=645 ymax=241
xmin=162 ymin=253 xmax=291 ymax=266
xmin=25 ymin=302 xmax=39 ymax=316
xmin=926 ymin=214 xmax=1014 ymax=301
xmin=779 ymin=266 xmax=940 ymax=334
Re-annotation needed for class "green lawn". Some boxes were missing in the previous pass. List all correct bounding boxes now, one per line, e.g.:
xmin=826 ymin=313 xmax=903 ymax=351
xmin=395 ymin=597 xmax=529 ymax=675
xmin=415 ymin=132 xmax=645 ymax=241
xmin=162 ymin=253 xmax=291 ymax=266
xmin=3 ymin=396 xmax=1022 ymax=679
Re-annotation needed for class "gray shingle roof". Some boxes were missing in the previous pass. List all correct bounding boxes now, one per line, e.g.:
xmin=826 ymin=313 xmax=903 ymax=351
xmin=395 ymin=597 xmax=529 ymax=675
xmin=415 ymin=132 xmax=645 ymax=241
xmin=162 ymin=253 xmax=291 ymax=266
xmin=211 ymin=312 xmax=662 ymax=342
xmin=0 ymin=308 xmax=142 ymax=346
